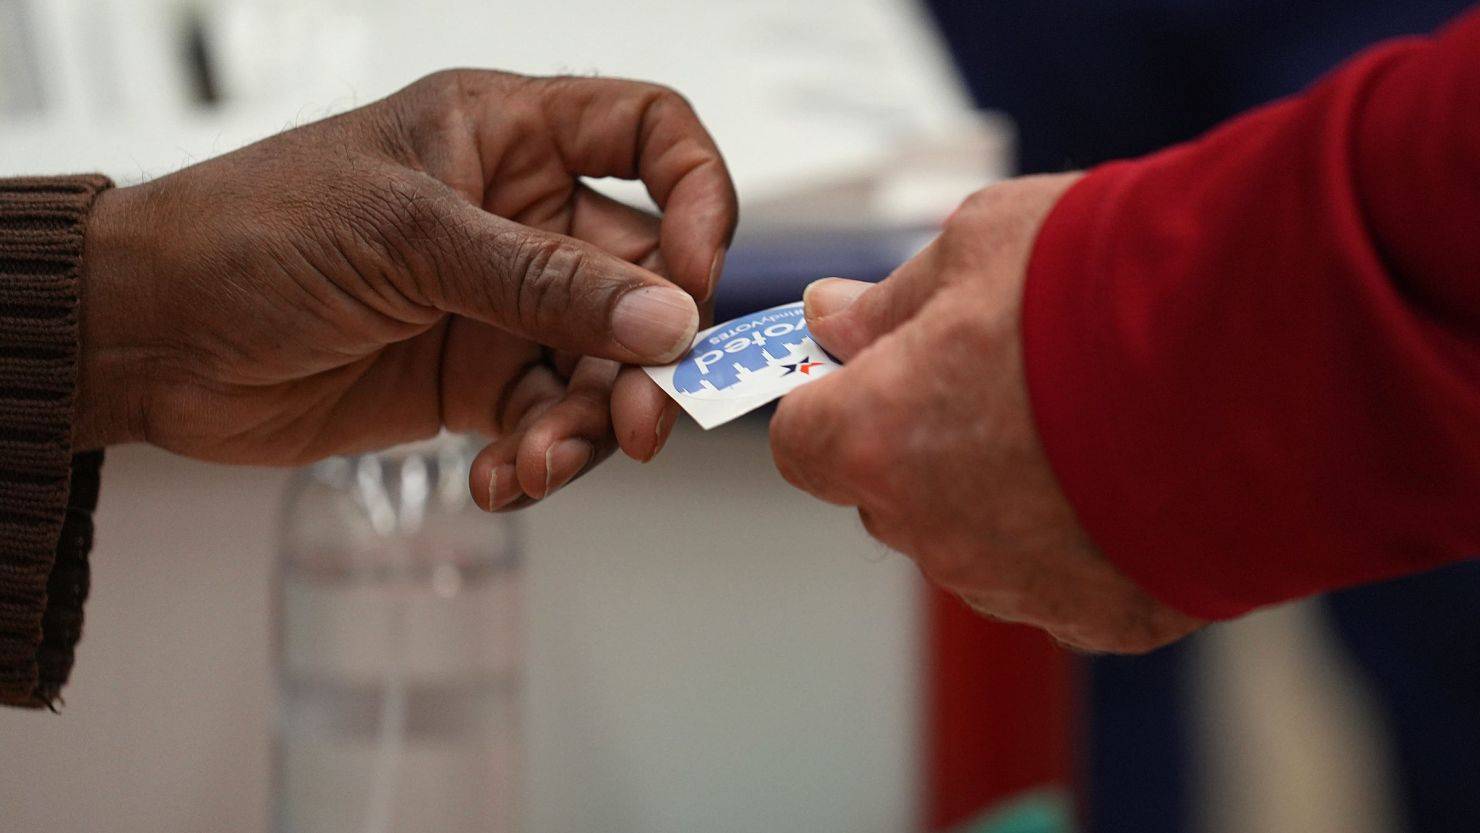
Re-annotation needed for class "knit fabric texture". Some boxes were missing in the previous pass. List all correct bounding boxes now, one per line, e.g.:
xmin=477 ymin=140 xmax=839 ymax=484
xmin=0 ymin=175 xmax=110 ymax=709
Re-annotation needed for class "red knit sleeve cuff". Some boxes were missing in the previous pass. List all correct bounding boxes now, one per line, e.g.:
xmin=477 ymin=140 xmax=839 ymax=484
xmin=1021 ymin=163 xmax=1249 ymax=620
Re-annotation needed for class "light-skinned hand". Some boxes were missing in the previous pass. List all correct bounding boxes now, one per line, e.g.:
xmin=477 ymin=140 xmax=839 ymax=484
xmin=769 ymin=173 xmax=1203 ymax=652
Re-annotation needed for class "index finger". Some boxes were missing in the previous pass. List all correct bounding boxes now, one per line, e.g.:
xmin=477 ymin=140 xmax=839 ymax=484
xmin=530 ymin=76 xmax=739 ymax=300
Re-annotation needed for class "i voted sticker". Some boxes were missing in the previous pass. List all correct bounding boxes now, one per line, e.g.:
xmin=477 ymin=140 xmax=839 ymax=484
xmin=644 ymin=301 xmax=839 ymax=429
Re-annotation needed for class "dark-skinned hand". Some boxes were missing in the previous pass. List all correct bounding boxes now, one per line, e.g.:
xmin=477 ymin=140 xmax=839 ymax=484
xmin=77 ymin=70 xmax=737 ymax=510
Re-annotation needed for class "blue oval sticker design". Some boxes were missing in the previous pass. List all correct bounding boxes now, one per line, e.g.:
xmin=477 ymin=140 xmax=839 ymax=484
xmin=644 ymin=301 xmax=839 ymax=429
xmin=673 ymin=304 xmax=823 ymax=398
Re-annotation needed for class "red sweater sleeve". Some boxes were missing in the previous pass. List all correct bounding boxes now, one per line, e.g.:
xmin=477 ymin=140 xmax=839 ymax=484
xmin=1022 ymin=9 xmax=1480 ymax=620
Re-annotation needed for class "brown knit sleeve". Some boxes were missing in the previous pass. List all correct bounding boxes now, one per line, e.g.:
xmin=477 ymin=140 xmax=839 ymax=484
xmin=0 ymin=175 xmax=111 ymax=709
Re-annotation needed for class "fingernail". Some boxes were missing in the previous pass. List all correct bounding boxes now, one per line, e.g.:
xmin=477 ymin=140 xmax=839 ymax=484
xmin=487 ymin=464 xmax=518 ymax=509
xmin=612 ymin=287 xmax=699 ymax=362
xmin=804 ymin=278 xmax=870 ymax=321
xmin=706 ymin=247 xmax=727 ymax=298
xmin=544 ymin=439 xmax=593 ymax=497
xmin=649 ymin=408 xmax=672 ymax=461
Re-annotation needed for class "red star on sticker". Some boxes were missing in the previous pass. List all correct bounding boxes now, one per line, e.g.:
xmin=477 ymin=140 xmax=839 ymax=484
xmin=783 ymin=357 xmax=826 ymax=376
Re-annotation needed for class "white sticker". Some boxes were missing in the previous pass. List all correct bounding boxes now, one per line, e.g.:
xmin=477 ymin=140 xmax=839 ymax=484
xmin=643 ymin=301 xmax=840 ymax=429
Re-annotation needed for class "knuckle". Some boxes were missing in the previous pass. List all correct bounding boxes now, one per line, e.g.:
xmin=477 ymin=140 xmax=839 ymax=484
xmin=771 ymin=379 xmax=879 ymax=504
xmin=920 ymin=548 xmax=985 ymax=593
xmin=942 ymin=193 xmax=984 ymax=231
xmin=769 ymin=395 xmax=825 ymax=490
xmin=417 ymin=69 xmax=463 ymax=103
xmin=768 ymin=397 xmax=805 ymax=464
xmin=941 ymin=181 xmax=1045 ymax=270
xmin=856 ymin=507 xmax=899 ymax=549
xmin=952 ymin=587 xmax=1017 ymax=624
xmin=940 ymin=187 xmax=1005 ymax=246
xmin=397 ymin=69 xmax=527 ymax=143
xmin=957 ymin=184 xmax=1007 ymax=217
xmin=410 ymin=68 xmax=491 ymax=106
xmin=507 ymin=235 xmax=584 ymax=331
xmin=414 ymin=68 xmax=464 ymax=94
xmin=856 ymin=505 xmax=929 ymax=561
xmin=631 ymin=84 xmax=699 ymax=147
xmin=645 ymin=83 xmax=694 ymax=114
xmin=397 ymin=70 xmax=472 ymax=129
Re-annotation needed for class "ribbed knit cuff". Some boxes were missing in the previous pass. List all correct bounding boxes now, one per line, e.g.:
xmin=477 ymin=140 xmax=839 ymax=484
xmin=0 ymin=175 xmax=111 ymax=709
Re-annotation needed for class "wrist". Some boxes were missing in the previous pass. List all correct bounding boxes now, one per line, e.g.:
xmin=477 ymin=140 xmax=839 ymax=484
xmin=76 ymin=184 xmax=158 ymax=449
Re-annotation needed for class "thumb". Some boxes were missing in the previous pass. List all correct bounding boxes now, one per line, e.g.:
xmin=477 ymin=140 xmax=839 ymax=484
xmin=803 ymin=242 xmax=942 ymax=362
xmin=430 ymin=199 xmax=699 ymax=364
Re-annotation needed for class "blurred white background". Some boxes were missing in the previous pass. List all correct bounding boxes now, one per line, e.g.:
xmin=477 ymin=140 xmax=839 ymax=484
xmin=0 ymin=0 xmax=1006 ymax=219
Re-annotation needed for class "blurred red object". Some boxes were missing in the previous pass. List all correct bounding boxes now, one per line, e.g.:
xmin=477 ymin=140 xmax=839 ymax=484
xmin=925 ymin=586 xmax=1074 ymax=830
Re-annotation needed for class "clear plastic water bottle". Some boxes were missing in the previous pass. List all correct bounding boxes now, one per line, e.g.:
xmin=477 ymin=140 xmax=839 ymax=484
xmin=274 ymin=434 xmax=522 ymax=833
